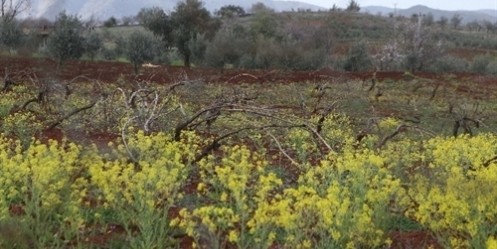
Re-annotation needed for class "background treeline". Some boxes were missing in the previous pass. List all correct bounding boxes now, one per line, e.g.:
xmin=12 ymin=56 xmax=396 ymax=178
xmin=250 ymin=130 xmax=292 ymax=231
xmin=1 ymin=0 xmax=497 ymax=74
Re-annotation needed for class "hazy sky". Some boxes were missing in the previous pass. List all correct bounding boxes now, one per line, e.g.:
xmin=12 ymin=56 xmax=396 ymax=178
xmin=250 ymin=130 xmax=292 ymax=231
xmin=298 ymin=0 xmax=497 ymax=10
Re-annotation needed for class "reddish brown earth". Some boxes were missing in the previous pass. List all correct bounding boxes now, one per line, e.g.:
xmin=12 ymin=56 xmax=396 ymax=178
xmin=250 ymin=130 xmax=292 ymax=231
xmin=2 ymin=56 xmax=495 ymax=86
xmin=390 ymin=231 xmax=442 ymax=249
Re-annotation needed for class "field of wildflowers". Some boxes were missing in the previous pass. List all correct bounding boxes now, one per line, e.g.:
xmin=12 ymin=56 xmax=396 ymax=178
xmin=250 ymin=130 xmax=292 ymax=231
xmin=1 ymin=74 xmax=497 ymax=248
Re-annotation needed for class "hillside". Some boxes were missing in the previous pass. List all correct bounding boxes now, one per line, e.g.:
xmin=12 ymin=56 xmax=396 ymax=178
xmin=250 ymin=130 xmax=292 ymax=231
xmin=28 ymin=0 xmax=324 ymax=20
xmin=8 ymin=1 xmax=497 ymax=76
xmin=27 ymin=1 xmax=495 ymax=23
xmin=478 ymin=9 xmax=497 ymax=18
xmin=363 ymin=5 xmax=496 ymax=23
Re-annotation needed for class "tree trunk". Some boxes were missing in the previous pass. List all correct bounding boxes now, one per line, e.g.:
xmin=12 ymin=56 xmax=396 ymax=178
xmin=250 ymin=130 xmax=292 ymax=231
xmin=184 ymin=53 xmax=191 ymax=68
xmin=134 ymin=63 xmax=140 ymax=75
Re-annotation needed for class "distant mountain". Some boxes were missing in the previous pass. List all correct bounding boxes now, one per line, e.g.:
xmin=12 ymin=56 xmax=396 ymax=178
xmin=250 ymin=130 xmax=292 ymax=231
xmin=362 ymin=5 xmax=496 ymax=24
xmin=27 ymin=0 xmax=323 ymax=20
xmin=272 ymin=1 xmax=325 ymax=12
xmin=477 ymin=9 xmax=497 ymax=18
xmin=361 ymin=6 xmax=394 ymax=15
xmin=25 ymin=1 xmax=496 ymax=24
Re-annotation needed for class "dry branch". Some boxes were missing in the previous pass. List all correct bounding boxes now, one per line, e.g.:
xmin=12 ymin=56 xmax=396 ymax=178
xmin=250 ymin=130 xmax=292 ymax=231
xmin=2 ymin=67 xmax=13 ymax=92
xmin=224 ymin=73 xmax=259 ymax=84
xmin=47 ymin=102 xmax=97 ymax=130
xmin=304 ymin=123 xmax=333 ymax=153
xmin=377 ymin=124 xmax=408 ymax=149
xmin=20 ymin=89 xmax=48 ymax=110
xmin=121 ymin=116 xmax=139 ymax=164
xmin=174 ymin=103 xmax=234 ymax=141
xmin=483 ymin=156 xmax=497 ymax=168
xmin=453 ymin=117 xmax=479 ymax=137
xmin=377 ymin=124 xmax=435 ymax=149
xmin=192 ymin=124 xmax=304 ymax=163
xmin=268 ymin=132 xmax=300 ymax=167
xmin=429 ymin=83 xmax=440 ymax=101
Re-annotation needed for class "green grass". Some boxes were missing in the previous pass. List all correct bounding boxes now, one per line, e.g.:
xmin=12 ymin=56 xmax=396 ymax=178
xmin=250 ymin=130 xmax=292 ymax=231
xmin=96 ymin=25 xmax=146 ymax=37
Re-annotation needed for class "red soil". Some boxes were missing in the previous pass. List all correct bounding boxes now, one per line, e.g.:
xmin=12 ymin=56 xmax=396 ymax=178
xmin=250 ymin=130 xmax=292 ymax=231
xmin=390 ymin=231 xmax=442 ymax=249
xmin=3 ymin=56 xmax=495 ymax=86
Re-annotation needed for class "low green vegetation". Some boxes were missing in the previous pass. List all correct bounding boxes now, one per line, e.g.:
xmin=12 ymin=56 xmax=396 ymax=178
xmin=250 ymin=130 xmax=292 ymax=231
xmin=0 ymin=0 xmax=496 ymax=74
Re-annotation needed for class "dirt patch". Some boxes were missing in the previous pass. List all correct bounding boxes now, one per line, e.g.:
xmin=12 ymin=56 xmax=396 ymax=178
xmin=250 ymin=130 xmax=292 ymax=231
xmin=4 ymin=56 xmax=491 ymax=86
xmin=390 ymin=231 xmax=442 ymax=249
xmin=38 ymin=128 xmax=64 ymax=143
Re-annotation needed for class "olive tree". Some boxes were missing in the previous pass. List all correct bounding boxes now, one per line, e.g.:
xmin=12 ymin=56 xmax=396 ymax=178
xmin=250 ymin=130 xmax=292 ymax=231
xmin=103 ymin=16 xmax=117 ymax=27
xmin=215 ymin=5 xmax=245 ymax=19
xmin=0 ymin=18 xmax=22 ymax=51
xmin=0 ymin=0 xmax=27 ymax=51
xmin=437 ymin=16 xmax=448 ymax=29
xmin=450 ymin=14 xmax=462 ymax=30
xmin=124 ymin=31 xmax=156 ymax=74
xmin=203 ymin=23 xmax=252 ymax=67
xmin=344 ymin=42 xmax=372 ymax=72
xmin=171 ymin=0 xmax=218 ymax=67
xmin=46 ymin=12 xmax=85 ymax=67
xmin=346 ymin=0 xmax=360 ymax=12
xmin=137 ymin=7 xmax=173 ymax=44
xmin=139 ymin=0 xmax=218 ymax=67
xmin=249 ymin=3 xmax=279 ymax=38
xmin=84 ymin=31 xmax=103 ymax=61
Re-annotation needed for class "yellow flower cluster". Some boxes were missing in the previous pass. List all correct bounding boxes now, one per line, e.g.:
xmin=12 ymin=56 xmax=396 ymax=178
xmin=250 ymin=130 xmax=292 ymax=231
xmin=488 ymin=237 xmax=497 ymax=249
xmin=378 ymin=117 xmax=401 ymax=131
xmin=404 ymin=134 xmax=497 ymax=248
xmin=288 ymin=128 xmax=315 ymax=156
xmin=0 ymin=130 xmax=201 ymax=247
xmin=1 ymin=111 xmax=43 ymax=144
xmin=173 ymin=114 xmax=497 ymax=248
xmin=175 ymin=139 xmax=402 ymax=248
xmin=0 ymin=136 xmax=89 ymax=229
xmin=249 ymin=148 xmax=399 ymax=248
xmin=1 ymin=106 xmax=497 ymax=248
xmin=175 ymin=145 xmax=284 ymax=248
xmin=317 ymin=113 xmax=355 ymax=149
xmin=89 ymin=130 xmax=197 ymax=211
xmin=0 ymin=85 xmax=33 ymax=118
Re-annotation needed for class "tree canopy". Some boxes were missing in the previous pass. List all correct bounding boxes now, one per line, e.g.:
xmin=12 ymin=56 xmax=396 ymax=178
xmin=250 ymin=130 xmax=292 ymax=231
xmin=346 ymin=0 xmax=360 ymax=12
xmin=139 ymin=0 xmax=218 ymax=67
xmin=171 ymin=0 xmax=218 ymax=67
xmin=215 ymin=5 xmax=246 ymax=19
xmin=124 ymin=31 xmax=156 ymax=74
xmin=137 ymin=7 xmax=173 ymax=44
xmin=46 ymin=12 xmax=85 ymax=67
xmin=0 ymin=18 xmax=22 ymax=50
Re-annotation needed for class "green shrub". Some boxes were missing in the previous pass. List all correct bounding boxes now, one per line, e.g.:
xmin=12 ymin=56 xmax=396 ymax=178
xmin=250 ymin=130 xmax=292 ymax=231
xmin=123 ymin=31 xmax=157 ymax=74
xmin=0 ymin=19 xmax=23 ymax=51
xmin=487 ymin=60 xmax=497 ymax=75
xmin=471 ymin=55 xmax=493 ymax=74
xmin=84 ymin=31 xmax=103 ymax=61
xmin=344 ymin=42 xmax=372 ymax=72
xmin=428 ymin=55 xmax=469 ymax=73
xmin=203 ymin=23 xmax=253 ymax=68
xmin=101 ymin=47 xmax=117 ymax=60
